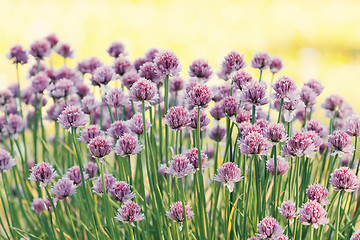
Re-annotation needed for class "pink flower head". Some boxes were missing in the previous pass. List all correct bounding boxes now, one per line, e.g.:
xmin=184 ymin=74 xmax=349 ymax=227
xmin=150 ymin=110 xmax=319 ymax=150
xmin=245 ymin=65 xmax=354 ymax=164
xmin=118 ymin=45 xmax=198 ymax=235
xmin=107 ymin=41 xmax=125 ymax=58
xmin=214 ymin=162 xmax=243 ymax=192
xmin=84 ymin=162 xmax=98 ymax=178
xmin=87 ymin=136 xmax=112 ymax=159
xmin=351 ymin=230 xmax=360 ymax=240
xmin=186 ymin=83 xmax=213 ymax=108
xmin=240 ymin=81 xmax=268 ymax=106
xmin=327 ymin=130 xmax=354 ymax=157
xmin=92 ymin=173 xmax=116 ymax=195
xmin=256 ymin=216 xmax=284 ymax=239
xmin=30 ymin=39 xmax=51 ymax=60
xmin=0 ymin=89 xmax=13 ymax=106
xmin=107 ymin=121 xmax=130 ymax=140
xmin=109 ymin=181 xmax=135 ymax=202
xmin=133 ymin=57 xmax=147 ymax=72
xmin=29 ymin=162 xmax=58 ymax=187
xmin=186 ymin=148 xmax=209 ymax=169
xmin=115 ymin=200 xmax=145 ymax=226
xmin=218 ymin=50 xmax=247 ymax=80
xmin=166 ymin=201 xmax=194 ymax=222
xmin=298 ymin=201 xmax=329 ymax=228
xmin=164 ymin=106 xmax=189 ymax=131
xmin=0 ymin=149 xmax=16 ymax=172
xmin=154 ymin=49 xmax=181 ymax=76
xmin=209 ymin=125 xmax=226 ymax=142
xmin=145 ymin=48 xmax=159 ymax=61
xmin=31 ymin=198 xmax=46 ymax=214
xmin=278 ymin=200 xmax=296 ymax=220
xmin=266 ymin=156 xmax=289 ymax=176
xmin=56 ymin=43 xmax=74 ymax=59
xmin=304 ymin=79 xmax=324 ymax=96
xmin=66 ymin=165 xmax=89 ymax=185
xmin=6 ymin=114 xmax=25 ymax=136
xmin=188 ymin=108 xmax=210 ymax=129
xmin=49 ymin=78 xmax=77 ymax=99
xmin=321 ymin=94 xmax=344 ymax=113
xmin=130 ymin=78 xmax=158 ymax=102
xmin=240 ymin=132 xmax=271 ymax=156
xmin=91 ymin=65 xmax=115 ymax=86
xmin=306 ymin=184 xmax=330 ymax=205
xmin=81 ymin=95 xmax=98 ymax=114
xmin=31 ymin=73 xmax=50 ymax=93
xmin=269 ymin=56 xmax=283 ymax=74
xmin=121 ymin=71 xmax=139 ymax=90
xmin=265 ymin=123 xmax=287 ymax=143
xmin=75 ymin=82 xmax=90 ymax=98
xmin=58 ymin=105 xmax=88 ymax=129
xmin=210 ymin=102 xmax=226 ymax=120
xmin=251 ymin=51 xmax=271 ymax=70
xmin=211 ymin=82 xmax=232 ymax=102
xmin=300 ymin=85 xmax=317 ymax=107
xmin=28 ymin=62 xmax=47 ymax=78
xmin=345 ymin=115 xmax=360 ymax=137
xmin=169 ymin=76 xmax=184 ymax=93
xmin=222 ymin=96 xmax=239 ymax=117
xmin=128 ymin=113 xmax=151 ymax=135
xmin=113 ymin=56 xmax=132 ymax=76
xmin=304 ymin=120 xmax=328 ymax=138
xmin=114 ymin=133 xmax=142 ymax=157
xmin=7 ymin=44 xmax=28 ymax=65
xmin=231 ymin=70 xmax=253 ymax=90
xmin=188 ymin=58 xmax=212 ymax=81
xmin=79 ymin=125 xmax=102 ymax=143
xmin=106 ymin=88 xmax=129 ymax=109
xmin=139 ymin=62 xmax=162 ymax=85
xmin=236 ymin=108 xmax=252 ymax=124
xmin=282 ymin=131 xmax=321 ymax=158
xmin=44 ymin=196 xmax=57 ymax=212
xmin=51 ymin=177 xmax=77 ymax=200
xmin=238 ymin=122 xmax=262 ymax=138
xmin=330 ymin=167 xmax=359 ymax=192
xmin=272 ymin=75 xmax=297 ymax=100
xmin=165 ymin=154 xmax=194 ymax=178
xmin=45 ymin=33 xmax=58 ymax=48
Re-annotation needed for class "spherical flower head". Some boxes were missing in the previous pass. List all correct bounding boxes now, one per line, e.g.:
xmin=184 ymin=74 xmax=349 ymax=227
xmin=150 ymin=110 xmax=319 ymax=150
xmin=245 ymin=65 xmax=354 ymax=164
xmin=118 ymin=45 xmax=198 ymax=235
xmin=106 ymin=88 xmax=129 ymax=109
xmin=121 ymin=71 xmax=139 ymax=90
xmin=91 ymin=65 xmax=115 ymax=86
xmin=164 ymin=106 xmax=189 ymax=131
xmin=66 ymin=166 xmax=89 ymax=185
xmin=209 ymin=125 xmax=226 ymax=142
xmin=188 ymin=108 xmax=210 ymax=129
xmin=51 ymin=177 xmax=77 ymax=200
xmin=327 ymin=130 xmax=354 ymax=157
xmin=278 ymin=200 xmax=296 ymax=220
xmin=133 ymin=57 xmax=147 ymax=72
xmin=282 ymin=131 xmax=321 ymax=158
xmin=187 ymin=83 xmax=213 ymax=108
xmin=231 ymin=70 xmax=253 ymax=90
xmin=114 ymin=133 xmax=142 ymax=157
xmin=84 ymin=162 xmax=98 ymax=179
xmin=210 ymin=102 xmax=226 ymax=120
xmin=169 ymin=76 xmax=184 ymax=93
xmin=0 ymin=89 xmax=13 ymax=106
xmin=29 ymin=162 xmax=58 ymax=187
xmin=145 ymin=48 xmax=159 ymax=61
xmin=79 ymin=125 xmax=102 ymax=143
xmin=304 ymin=78 xmax=324 ymax=96
xmin=265 ymin=123 xmax=287 ymax=143
xmin=256 ymin=216 xmax=284 ymax=239
xmin=165 ymin=154 xmax=194 ymax=178
xmin=186 ymin=148 xmax=209 ymax=169
xmin=222 ymin=96 xmax=239 ymax=117
xmin=139 ymin=62 xmax=162 ymax=85
xmin=81 ymin=95 xmax=98 ymax=114
xmin=351 ymin=230 xmax=360 ymax=240
xmin=88 ymin=136 xmax=112 ymax=159
xmin=214 ymin=162 xmax=243 ymax=192
xmin=29 ymin=94 xmax=48 ymax=109
xmin=30 ymin=39 xmax=51 ymax=60
xmin=166 ymin=201 xmax=194 ymax=223
xmin=7 ymin=44 xmax=28 ymax=65
xmin=218 ymin=50 xmax=247 ymax=80
xmin=298 ymin=200 xmax=329 ymax=228
xmin=306 ymin=184 xmax=329 ymax=205
xmin=240 ymin=132 xmax=271 ymax=156
xmin=28 ymin=62 xmax=47 ymax=77
xmin=272 ymin=75 xmax=297 ymax=100
xmin=128 ymin=113 xmax=151 ymax=135
xmin=300 ymin=85 xmax=317 ymax=107
xmin=58 ymin=105 xmax=88 ymax=130
xmin=6 ymin=114 xmax=25 ymax=136
xmin=0 ymin=149 xmax=16 ymax=172
xmin=56 ymin=43 xmax=74 ymax=59
xmin=107 ymin=121 xmax=130 ymax=140
xmin=188 ymin=58 xmax=212 ymax=81
xmin=110 ymin=181 xmax=135 ymax=202
xmin=251 ymin=51 xmax=271 ymax=70
xmin=31 ymin=198 xmax=46 ymax=214
xmin=115 ymin=200 xmax=145 ymax=226
xmin=31 ymin=73 xmax=50 ymax=93
xmin=345 ymin=115 xmax=360 ymax=137
xmin=269 ymin=56 xmax=283 ymax=74
xmin=330 ymin=167 xmax=359 ymax=192
xmin=236 ymin=108 xmax=251 ymax=124
xmin=45 ymin=33 xmax=59 ymax=48
xmin=321 ymin=94 xmax=344 ymax=112
xmin=304 ymin=120 xmax=328 ymax=138
xmin=266 ymin=156 xmax=289 ymax=176
xmin=154 ymin=49 xmax=181 ymax=76
xmin=113 ymin=56 xmax=132 ymax=76
xmin=92 ymin=173 xmax=116 ymax=195
xmin=238 ymin=122 xmax=262 ymax=138
xmin=130 ymin=78 xmax=158 ymax=102
xmin=49 ymin=78 xmax=77 ymax=99
xmin=107 ymin=41 xmax=125 ymax=58
xmin=240 ymin=81 xmax=268 ymax=106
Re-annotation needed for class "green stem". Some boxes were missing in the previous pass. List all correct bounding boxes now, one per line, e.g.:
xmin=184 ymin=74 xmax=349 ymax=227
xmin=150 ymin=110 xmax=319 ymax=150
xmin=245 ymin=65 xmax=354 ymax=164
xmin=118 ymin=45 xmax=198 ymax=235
xmin=335 ymin=192 xmax=344 ymax=240
xmin=277 ymin=98 xmax=284 ymax=123
xmin=65 ymin=203 xmax=79 ymax=240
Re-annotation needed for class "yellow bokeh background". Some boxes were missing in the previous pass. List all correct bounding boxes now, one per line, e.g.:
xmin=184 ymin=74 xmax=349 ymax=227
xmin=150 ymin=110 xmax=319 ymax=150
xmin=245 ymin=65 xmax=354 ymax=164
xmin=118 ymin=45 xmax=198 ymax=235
xmin=1 ymin=0 xmax=360 ymax=118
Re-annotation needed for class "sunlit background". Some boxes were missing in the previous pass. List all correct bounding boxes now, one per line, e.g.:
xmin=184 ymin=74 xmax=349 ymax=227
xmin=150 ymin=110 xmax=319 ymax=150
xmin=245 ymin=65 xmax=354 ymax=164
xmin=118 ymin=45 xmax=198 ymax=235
xmin=1 ymin=0 xmax=360 ymax=119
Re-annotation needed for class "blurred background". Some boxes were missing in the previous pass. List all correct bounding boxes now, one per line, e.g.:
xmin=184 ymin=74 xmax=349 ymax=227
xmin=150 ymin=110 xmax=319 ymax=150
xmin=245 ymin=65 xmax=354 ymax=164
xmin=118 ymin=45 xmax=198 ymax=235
xmin=1 ymin=0 xmax=360 ymax=117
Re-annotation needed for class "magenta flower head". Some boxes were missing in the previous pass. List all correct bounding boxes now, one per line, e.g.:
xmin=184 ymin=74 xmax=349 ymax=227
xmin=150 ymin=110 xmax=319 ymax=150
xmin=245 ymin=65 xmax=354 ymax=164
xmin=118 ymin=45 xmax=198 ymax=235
xmin=186 ymin=83 xmax=213 ymax=108
xmin=282 ymin=131 xmax=321 ymax=158
xmin=75 ymin=82 xmax=90 ymax=98
xmin=122 ymin=71 xmax=139 ymax=90
xmin=188 ymin=108 xmax=210 ymax=129
xmin=58 ymin=105 xmax=88 ymax=130
xmin=29 ymin=162 xmax=58 ymax=187
xmin=298 ymin=201 xmax=329 ymax=228
xmin=265 ymin=123 xmax=287 ymax=143
xmin=56 ymin=43 xmax=74 ymax=59
xmin=272 ymin=75 xmax=297 ymax=100
xmin=304 ymin=78 xmax=324 ymax=96
xmin=188 ymin=58 xmax=212 ymax=81
xmin=327 ymin=130 xmax=354 ymax=157
xmin=321 ymin=94 xmax=344 ymax=113
xmin=49 ymin=78 xmax=77 ymax=99
xmin=114 ymin=133 xmax=142 ymax=157
xmin=304 ymin=120 xmax=328 ymax=138
xmin=107 ymin=41 xmax=125 ymax=58
xmin=209 ymin=125 xmax=226 ymax=142
xmin=218 ymin=50 xmax=247 ymax=80
xmin=251 ymin=51 xmax=271 ymax=70
xmin=154 ymin=49 xmax=181 ymax=76
xmin=278 ymin=200 xmax=296 ymax=221
xmin=29 ymin=39 xmax=51 ymax=60
xmin=130 ymin=78 xmax=158 ymax=102
xmin=79 ymin=125 xmax=102 ymax=143
xmin=240 ymin=81 xmax=268 ymax=106
xmin=166 ymin=201 xmax=194 ymax=223
xmin=222 ymin=96 xmax=239 ymax=117
xmin=91 ymin=65 xmax=115 ymax=86
xmin=214 ymin=162 xmax=243 ymax=192
xmin=6 ymin=114 xmax=25 ymax=136
xmin=351 ymin=231 xmax=360 ymax=240
xmin=164 ymin=106 xmax=189 ymax=131
xmin=7 ymin=44 xmax=28 ymax=65
xmin=210 ymin=102 xmax=226 ymax=120
xmin=169 ymin=76 xmax=185 ymax=93
xmin=28 ymin=62 xmax=47 ymax=77
xmin=330 ymin=167 xmax=359 ymax=192
xmin=66 ymin=166 xmax=88 ymax=185
xmin=51 ymin=177 xmax=77 ymax=200
xmin=128 ymin=113 xmax=151 ymax=135
xmin=186 ymin=148 xmax=209 ymax=169
xmin=113 ymin=56 xmax=132 ymax=76
xmin=44 ymin=196 xmax=57 ymax=212
xmin=231 ymin=70 xmax=253 ymax=90
xmin=88 ymin=136 xmax=112 ymax=159
xmin=81 ymin=95 xmax=98 ymax=115
xmin=92 ymin=173 xmax=116 ymax=195
xmin=165 ymin=154 xmax=194 ymax=178
xmin=110 ymin=181 xmax=135 ymax=203
xmin=145 ymin=48 xmax=159 ymax=61
xmin=0 ymin=149 xmax=16 ymax=173
xmin=345 ymin=115 xmax=360 ymax=137
xmin=133 ymin=57 xmax=147 ymax=72
xmin=0 ymin=89 xmax=13 ymax=107
xmin=31 ymin=73 xmax=50 ymax=93
xmin=300 ymin=85 xmax=317 ymax=107
xmin=45 ymin=33 xmax=59 ymax=48
xmin=306 ymin=184 xmax=330 ymax=205
xmin=139 ymin=62 xmax=162 ymax=85
xmin=31 ymin=198 xmax=45 ymax=214
xmin=269 ymin=56 xmax=283 ymax=74
xmin=266 ymin=156 xmax=289 ymax=176
xmin=115 ymin=200 xmax=145 ymax=226
xmin=240 ymin=132 xmax=271 ymax=156
xmin=107 ymin=121 xmax=130 ymax=140
xmin=256 ymin=216 xmax=284 ymax=240
xmin=84 ymin=162 xmax=98 ymax=179
xmin=106 ymin=88 xmax=129 ymax=109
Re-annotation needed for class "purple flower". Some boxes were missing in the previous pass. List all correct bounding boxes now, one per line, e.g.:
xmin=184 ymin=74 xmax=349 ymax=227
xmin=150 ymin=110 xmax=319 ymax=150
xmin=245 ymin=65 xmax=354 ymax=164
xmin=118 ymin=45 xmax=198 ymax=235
xmin=269 ymin=56 xmax=283 ymax=74
xmin=29 ymin=162 xmax=58 ymax=187
xmin=304 ymin=120 xmax=328 ymax=138
xmin=92 ymin=173 xmax=116 ymax=195
xmin=81 ymin=95 xmax=98 ymax=115
xmin=300 ymin=86 xmax=317 ymax=107
xmin=107 ymin=121 xmax=130 ymax=140
xmin=211 ymin=82 xmax=232 ymax=102
xmin=6 ymin=114 xmax=25 ymax=136
xmin=91 ymin=66 xmax=115 ymax=86
xmin=51 ymin=177 xmax=77 ymax=200
xmin=272 ymin=75 xmax=297 ymax=100
xmin=210 ymin=102 xmax=226 ymax=120
xmin=113 ymin=57 xmax=132 ymax=76
xmin=266 ymin=156 xmax=289 ymax=176
xmin=282 ymin=131 xmax=322 ymax=158
xmin=79 ymin=125 xmax=102 ymax=143
xmin=106 ymin=88 xmax=129 ymax=109
xmin=28 ymin=62 xmax=47 ymax=78
xmin=238 ymin=122 xmax=262 ymax=138
xmin=278 ymin=200 xmax=296 ymax=220
xmin=109 ymin=181 xmax=135 ymax=202
xmin=58 ymin=105 xmax=88 ymax=129
xmin=0 ymin=149 xmax=16 ymax=172
xmin=251 ymin=51 xmax=271 ymax=70
xmin=236 ymin=108 xmax=251 ymax=124
xmin=256 ymin=216 xmax=284 ymax=239
xmin=222 ymin=96 xmax=239 ymax=117
xmin=218 ymin=50 xmax=247 ymax=80
xmin=130 ymin=78 xmax=158 ymax=102
xmin=169 ymin=76 xmax=185 ymax=93
xmin=45 ymin=33 xmax=59 ymax=48
xmin=0 ymin=90 xmax=13 ymax=106
xmin=188 ymin=58 xmax=212 ymax=81
xmin=265 ymin=123 xmax=287 ymax=143
xmin=121 ymin=71 xmax=139 ymax=90
xmin=107 ymin=41 xmax=125 ymax=58
xmin=209 ymin=125 xmax=226 ymax=142
xmin=84 ymin=162 xmax=98 ymax=179
xmin=133 ymin=58 xmax=147 ymax=72
xmin=31 ymin=73 xmax=50 ymax=93
xmin=164 ymin=106 xmax=189 ymax=131
xmin=231 ymin=70 xmax=253 ymax=90
xmin=7 ymin=44 xmax=28 ymax=65
xmin=165 ymin=154 xmax=194 ymax=178
xmin=44 ymin=196 xmax=57 ymax=212
xmin=139 ymin=62 xmax=162 ymax=85
xmin=240 ymin=132 xmax=271 ymax=156
xmin=214 ymin=162 xmax=243 ymax=192
xmin=66 ymin=166 xmax=89 ymax=185
xmin=321 ymin=94 xmax=344 ymax=113
xmin=306 ymin=184 xmax=329 ymax=205
xmin=345 ymin=115 xmax=360 ymax=137
xmin=351 ymin=230 xmax=360 ymax=240
xmin=186 ymin=148 xmax=209 ymax=169
xmin=115 ymin=200 xmax=145 ymax=226
xmin=128 ymin=113 xmax=151 ymax=135
xmin=330 ymin=167 xmax=359 ymax=192
xmin=304 ymin=79 xmax=324 ymax=96
xmin=186 ymin=83 xmax=213 ymax=108
xmin=298 ymin=201 xmax=329 ymax=229
xmin=114 ymin=133 xmax=142 ymax=157
xmin=87 ymin=136 xmax=112 ymax=159
xmin=188 ymin=108 xmax=210 ymax=129
xmin=166 ymin=201 xmax=194 ymax=222
xmin=31 ymin=198 xmax=46 ymax=214
xmin=29 ymin=39 xmax=51 ymax=60
xmin=154 ymin=49 xmax=181 ymax=76
xmin=240 ymin=81 xmax=268 ymax=106
xmin=49 ymin=78 xmax=77 ymax=99
xmin=75 ymin=82 xmax=90 ymax=98
xmin=327 ymin=130 xmax=354 ymax=157
xmin=56 ymin=43 xmax=74 ymax=59
xmin=145 ymin=48 xmax=159 ymax=61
